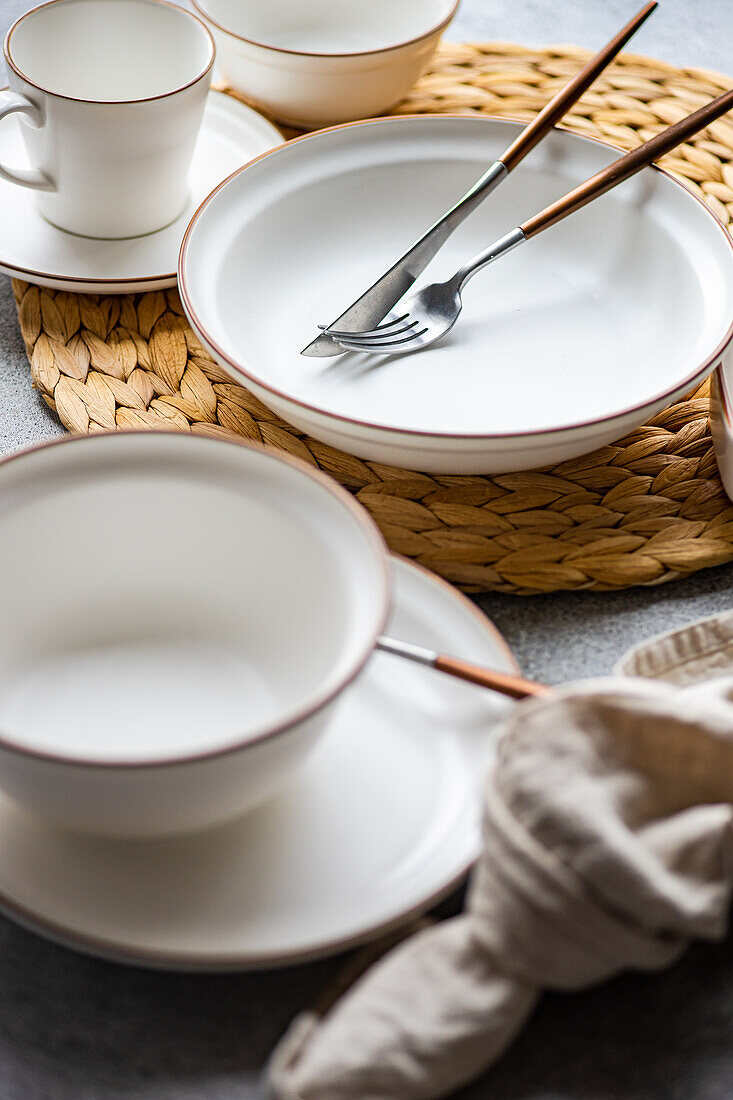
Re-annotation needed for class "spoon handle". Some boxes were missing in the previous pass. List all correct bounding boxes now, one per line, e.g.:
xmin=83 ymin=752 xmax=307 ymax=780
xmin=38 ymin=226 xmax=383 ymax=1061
xmin=432 ymin=655 xmax=549 ymax=699
xmin=376 ymin=636 xmax=548 ymax=700
xmin=521 ymin=86 xmax=733 ymax=238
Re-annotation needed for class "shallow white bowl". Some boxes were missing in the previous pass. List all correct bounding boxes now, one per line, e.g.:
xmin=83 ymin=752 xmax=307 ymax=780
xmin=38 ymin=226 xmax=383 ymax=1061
xmin=191 ymin=0 xmax=458 ymax=128
xmin=179 ymin=115 xmax=733 ymax=475
xmin=0 ymin=432 xmax=389 ymax=837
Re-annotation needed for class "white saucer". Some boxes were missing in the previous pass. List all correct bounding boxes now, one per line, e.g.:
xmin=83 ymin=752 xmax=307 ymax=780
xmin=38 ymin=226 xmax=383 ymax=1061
xmin=0 ymin=557 xmax=517 ymax=970
xmin=0 ymin=88 xmax=282 ymax=293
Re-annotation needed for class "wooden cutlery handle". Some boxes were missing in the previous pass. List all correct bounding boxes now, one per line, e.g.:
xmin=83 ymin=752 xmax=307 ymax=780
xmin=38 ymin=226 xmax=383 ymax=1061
xmin=521 ymin=86 xmax=733 ymax=238
xmin=433 ymin=656 xmax=548 ymax=699
xmin=500 ymin=2 xmax=657 ymax=173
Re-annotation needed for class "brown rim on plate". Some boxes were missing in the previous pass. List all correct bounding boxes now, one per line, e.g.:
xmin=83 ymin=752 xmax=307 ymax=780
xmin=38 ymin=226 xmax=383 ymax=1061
xmin=0 ymin=429 xmax=392 ymax=769
xmin=190 ymin=0 xmax=459 ymax=60
xmin=0 ymin=256 xmax=176 ymax=285
xmin=0 ymin=552 xmax=517 ymax=972
xmin=4 ymin=0 xmax=216 ymax=105
xmin=0 ymin=822 xmax=470 ymax=972
xmin=178 ymin=112 xmax=733 ymax=443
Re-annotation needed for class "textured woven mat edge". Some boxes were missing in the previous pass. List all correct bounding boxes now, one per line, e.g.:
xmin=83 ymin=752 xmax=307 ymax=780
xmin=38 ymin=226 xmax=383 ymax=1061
xmin=11 ymin=41 xmax=733 ymax=595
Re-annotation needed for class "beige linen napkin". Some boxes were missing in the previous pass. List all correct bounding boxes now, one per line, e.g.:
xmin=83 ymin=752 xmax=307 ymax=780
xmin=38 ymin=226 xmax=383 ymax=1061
xmin=268 ymin=610 xmax=733 ymax=1100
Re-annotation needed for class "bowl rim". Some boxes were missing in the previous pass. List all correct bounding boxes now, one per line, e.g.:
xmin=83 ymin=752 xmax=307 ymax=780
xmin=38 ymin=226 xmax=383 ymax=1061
xmin=4 ymin=0 xmax=216 ymax=106
xmin=178 ymin=113 xmax=733 ymax=444
xmin=190 ymin=0 xmax=459 ymax=60
xmin=0 ymin=429 xmax=392 ymax=770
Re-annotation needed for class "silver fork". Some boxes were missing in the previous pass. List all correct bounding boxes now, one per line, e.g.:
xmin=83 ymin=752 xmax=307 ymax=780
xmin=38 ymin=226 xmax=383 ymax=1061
xmin=321 ymin=85 xmax=733 ymax=356
xmin=321 ymin=227 xmax=524 ymax=354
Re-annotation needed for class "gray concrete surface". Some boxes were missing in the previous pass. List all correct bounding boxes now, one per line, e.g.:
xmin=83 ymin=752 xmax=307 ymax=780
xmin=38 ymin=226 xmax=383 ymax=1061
xmin=1 ymin=1 xmax=733 ymax=1097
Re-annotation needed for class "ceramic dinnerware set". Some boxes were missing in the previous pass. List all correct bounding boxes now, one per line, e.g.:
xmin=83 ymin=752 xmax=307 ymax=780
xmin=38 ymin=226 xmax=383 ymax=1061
xmin=0 ymin=431 xmax=519 ymax=966
xmin=0 ymin=0 xmax=520 ymax=967
xmin=1 ymin=0 xmax=733 ymax=967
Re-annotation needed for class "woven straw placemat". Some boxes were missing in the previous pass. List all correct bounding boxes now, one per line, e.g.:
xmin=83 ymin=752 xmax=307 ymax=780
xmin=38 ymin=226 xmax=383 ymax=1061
xmin=12 ymin=43 xmax=733 ymax=594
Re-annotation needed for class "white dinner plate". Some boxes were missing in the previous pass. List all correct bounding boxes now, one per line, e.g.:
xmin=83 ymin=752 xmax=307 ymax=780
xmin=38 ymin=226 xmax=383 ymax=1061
xmin=180 ymin=115 xmax=733 ymax=474
xmin=0 ymin=87 xmax=282 ymax=292
xmin=0 ymin=556 xmax=516 ymax=970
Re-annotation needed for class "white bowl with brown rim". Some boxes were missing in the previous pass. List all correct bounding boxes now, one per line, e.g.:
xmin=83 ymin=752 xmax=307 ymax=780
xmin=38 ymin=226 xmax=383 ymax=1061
xmin=179 ymin=114 xmax=733 ymax=474
xmin=191 ymin=0 xmax=459 ymax=128
xmin=0 ymin=431 xmax=390 ymax=837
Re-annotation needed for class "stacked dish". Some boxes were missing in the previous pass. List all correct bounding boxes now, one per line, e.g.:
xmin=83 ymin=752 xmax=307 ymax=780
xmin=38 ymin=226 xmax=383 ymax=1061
xmin=0 ymin=88 xmax=282 ymax=291
xmin=0 ymin=431 xmax=517 ymax=966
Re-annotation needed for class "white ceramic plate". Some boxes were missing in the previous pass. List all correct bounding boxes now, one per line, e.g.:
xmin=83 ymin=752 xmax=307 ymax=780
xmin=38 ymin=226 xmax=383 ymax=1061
xmin=0 ymin=556 xmax=516 ymax=969
xmin=180 ymin=115 xmax=733 ymax=474
xmin=0 ymin=87 xmax=282 ymax=292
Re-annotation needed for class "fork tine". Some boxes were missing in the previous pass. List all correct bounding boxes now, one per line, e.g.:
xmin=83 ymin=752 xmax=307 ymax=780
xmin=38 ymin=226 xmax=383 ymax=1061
xmin=324 ymin=321 xmax=419 ymax=343
xmin=333 ymin=327 xmax=429 ymax=352
xmin=319 ymin=314 xmax=414 ymax=339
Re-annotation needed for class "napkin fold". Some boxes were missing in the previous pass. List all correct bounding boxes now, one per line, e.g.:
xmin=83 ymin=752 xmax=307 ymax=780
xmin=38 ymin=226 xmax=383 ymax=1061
xmin=269 ymin=612 xmax=733 ymax=1100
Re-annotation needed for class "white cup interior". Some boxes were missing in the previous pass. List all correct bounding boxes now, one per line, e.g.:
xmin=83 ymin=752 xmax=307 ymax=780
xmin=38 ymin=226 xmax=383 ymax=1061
xmin=202 ymin=0 xmax=454 ymax=53
xmin=8 ymin=0 xmax=214 ymax=101
xmin=0 ymin=435 xmax=386 ymax=763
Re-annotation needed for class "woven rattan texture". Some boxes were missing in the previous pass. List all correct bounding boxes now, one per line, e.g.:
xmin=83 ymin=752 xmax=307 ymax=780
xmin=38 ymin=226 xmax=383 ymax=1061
xmin=12 ymin=43 xmax=733 ymax=594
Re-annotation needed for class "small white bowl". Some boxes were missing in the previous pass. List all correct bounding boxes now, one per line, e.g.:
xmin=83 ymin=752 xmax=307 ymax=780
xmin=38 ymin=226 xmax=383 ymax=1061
xmin=0 ymin=431 xmax=389 ymax=837
xmin=191 ymin=0 xmax=459 ymax=128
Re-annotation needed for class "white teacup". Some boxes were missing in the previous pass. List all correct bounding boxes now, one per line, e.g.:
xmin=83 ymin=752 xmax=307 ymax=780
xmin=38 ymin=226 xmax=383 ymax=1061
xmin=1 ymin=0 xmax=215 ymax=238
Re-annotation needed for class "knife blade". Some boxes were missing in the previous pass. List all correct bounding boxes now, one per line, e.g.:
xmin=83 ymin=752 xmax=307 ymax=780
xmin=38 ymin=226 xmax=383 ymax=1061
xmin=301 ymin=0 xmax=657 ymax=357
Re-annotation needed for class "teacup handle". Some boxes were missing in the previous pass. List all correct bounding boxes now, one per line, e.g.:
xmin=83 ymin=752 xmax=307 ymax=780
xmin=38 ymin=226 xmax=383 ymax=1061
xmin=0 ymin=91 xmax=54 ymax=190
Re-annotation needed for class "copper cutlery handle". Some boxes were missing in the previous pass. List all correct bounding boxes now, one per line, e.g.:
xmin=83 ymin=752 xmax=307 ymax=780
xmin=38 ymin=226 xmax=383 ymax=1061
xmin=521 ymin=85 xmax=733 ymax=238
xmin=432 ymin=655 xmax=549 ymax=699
xmin=376 ymin=636 xmax=548 ymax=700
xmin=500 ymin=1 xmax=657 ymax=173
xmin=305 ymin=3 xmax=659 ymax=357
